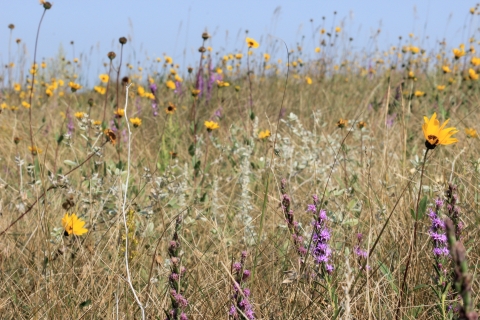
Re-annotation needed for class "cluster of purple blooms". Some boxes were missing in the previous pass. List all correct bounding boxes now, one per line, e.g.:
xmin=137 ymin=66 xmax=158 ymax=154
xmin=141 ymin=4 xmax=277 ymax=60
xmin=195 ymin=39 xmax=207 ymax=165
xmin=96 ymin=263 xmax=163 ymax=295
xmin=428 ymin=198 xmax=449 ymax=258
xmin=280 ymin=179 xmax=307 ymax=259
xmin=308 ymin=195 xmax=334 ymax=274
xmin=229 ymin=251 xmax=255 ymax=320
xmin=354 ymin=233 xmax=370 ymax=271
xmin=445 ymin=184 xmax=463 ymax=241
xmin=166 ymin=215 xmax=188 ymax=320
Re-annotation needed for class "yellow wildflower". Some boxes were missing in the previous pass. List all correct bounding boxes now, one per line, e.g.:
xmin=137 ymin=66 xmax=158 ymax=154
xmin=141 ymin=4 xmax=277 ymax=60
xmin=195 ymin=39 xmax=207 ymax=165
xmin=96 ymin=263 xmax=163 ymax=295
xmin=469 ymin=68 xmax=479 ymax=80
xmin=94 ymin=86 xmax=106 ymax=95
xmin=62 ymin=213 xmax=88 ymax=236
xmin=74 ymin=111 xmax=85 ymax=119
xmin=99 ymin=74 xmax=109 ymax=83
xmin=216 ymin=80 xmax=230 ymax=87
xmin=165 ymin=102 xmax=176 ymax=115
xmin=114 ymin=108 xmax=125 ymax=117
xmin=13 ymin=83 xmax=21 ymax=91
xmin=422 ymin=113 xmax=458 ymax=149
xmin=69 ymin=82 xmax=82 ymax=92
xmin=258 ymin=130 xmax=271 ymax=140
xmin=337 ymin=119 xmax=348 ymax=128
xmin=414 ymin=90 xmax=425 ymax=97
xmin=166 ymin=80 xmax=176 ymax=90
xmin=22 ymin=101 xmax=30 ymax=109
xmin=204 ymin=120 xmax=219 ymax=131
xmin=246 ymin=37 xmax=259 ymax=48
xmin=465 ymin=128 xmax=477 ymax=138
xmin=129 ymin=117 xmax=142 ymax=128
xmin=28 ymin=145 xmax=42 ymax=155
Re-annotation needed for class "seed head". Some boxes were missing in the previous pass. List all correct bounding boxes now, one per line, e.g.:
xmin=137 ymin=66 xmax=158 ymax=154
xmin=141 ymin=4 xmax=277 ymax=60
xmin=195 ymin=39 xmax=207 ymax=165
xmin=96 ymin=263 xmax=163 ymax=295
xmin=42 ymin=2 xmax=52 ymax=9
xmin=8 ymin=24 xmax=14 ymax=30
xmin=119 ymin=37 xmax=127 ymax=45
xmin=202 ymin=32 xmax=210 ymax=40
xmin=16 ymin=38 xmax=21 ymax=44
xmin=107 ymin=51 xmax=116 ymax=60
xmin=187 ymin=67 xmax=193 ymax=74
xmin=198 ymin=46 xmax=206 ymax=53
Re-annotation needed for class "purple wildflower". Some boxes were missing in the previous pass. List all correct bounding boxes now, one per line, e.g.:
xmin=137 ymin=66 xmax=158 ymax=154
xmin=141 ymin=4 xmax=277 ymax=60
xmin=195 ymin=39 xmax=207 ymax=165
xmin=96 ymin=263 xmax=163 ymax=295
xmin=152 ymin=102 xmax=159 ymax=117
xmin=354 ymin=233 xmax=370 ymax=271
xmin=66 ymin=109 xmax=74 ymax=134
xmin=386 ymin=113 xmax=397 ymax=128
xmin=445 ymin=184 xmax=463 ymax=241
xmin=149 ymin=83 xmax=157 ymax=93
xmin=280 ymin=179 xmax=306 ymax=260
xmin=174 ymin=81 xmax=183 ymax=94
xmin=310 ymin=195 xmax=334 ymax=273
xmin=428 ymin=208 xmax=449 ymax=257
xmin=166 ymin=215 xmax=188 ymax=320
xmin=230 ymin=251 xmax=255 ymax=320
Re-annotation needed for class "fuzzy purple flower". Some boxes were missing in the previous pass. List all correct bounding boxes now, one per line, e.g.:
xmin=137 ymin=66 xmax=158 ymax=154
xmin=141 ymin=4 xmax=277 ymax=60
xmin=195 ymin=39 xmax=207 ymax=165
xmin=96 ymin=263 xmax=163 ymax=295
xmin=230 ymin=251 xmax=255 ymax=320
xmin=280 ymin=179 xmax=307 ymax=260
xmin=428 ymin=208 xmax=449 ymax=257
xmin=310 ymin=194 xmax=334 ymax=273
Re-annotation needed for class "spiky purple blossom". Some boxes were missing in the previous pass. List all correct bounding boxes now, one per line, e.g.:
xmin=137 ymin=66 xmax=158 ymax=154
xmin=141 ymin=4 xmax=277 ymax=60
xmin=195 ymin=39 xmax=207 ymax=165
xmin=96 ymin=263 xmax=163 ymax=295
xmin=166 ymin=215 xmax=188 ymax=320
xmin=230 ymin=251 xmax=255 ymax=320
xmin=428 ymin=208 xmax=449 ymax=257
xmin=354 ymin=233 xmax=370 ymax=271
xmin=445 ymin=184 xmax=463 ymax=241
xmin=280 ymin=179 xmax=307 ymax=259
xmin=310 ymin=195 xmax=334 ymax=273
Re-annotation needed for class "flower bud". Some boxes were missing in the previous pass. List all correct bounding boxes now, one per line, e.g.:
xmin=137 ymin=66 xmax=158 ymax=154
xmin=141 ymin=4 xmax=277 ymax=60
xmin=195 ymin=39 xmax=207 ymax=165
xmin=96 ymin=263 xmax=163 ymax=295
xmin=107 ymin=51 xmax=116 ymax=60
xmin=43 ymin=2 xmax=52 ymax=9
xmin=119 ymin=37 xmax=127 ymax=45
xmin=198 ymin=46 xmax=206 ymax=53
xmin=201 ymin=32 xmax=210 ymax=40
xmin=8 ymin=24 xmax=14 ymax=30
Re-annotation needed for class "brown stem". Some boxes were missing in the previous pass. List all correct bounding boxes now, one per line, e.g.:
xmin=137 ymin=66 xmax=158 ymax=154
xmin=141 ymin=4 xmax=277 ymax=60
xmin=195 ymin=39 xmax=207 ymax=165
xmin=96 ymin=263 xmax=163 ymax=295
xmin=395 ymin=147 xmax=429 ymax=319
xmin=102 ymin=61 xmax=113 ymax=123
xmin=28 ymin=9 xmax=47 ymax=153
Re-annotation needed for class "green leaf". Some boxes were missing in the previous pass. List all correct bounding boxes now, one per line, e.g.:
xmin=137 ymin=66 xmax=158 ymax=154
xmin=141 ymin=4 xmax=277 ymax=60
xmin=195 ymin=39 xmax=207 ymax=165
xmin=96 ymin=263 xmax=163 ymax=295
xmin=64 ymin=160 xmax=78 ymax=167
xmin=379 ymin=261 xmax=398 ymax=294
xmin=410 ymin=208 xmax=416 ymax=220
xmin=418 ymin=196 xmax=427 ymax=220
xmin=79 ymin=299 xmax=91 ymax=308
xmin=188 ymin=143 xmax=195 ymax=157
xmin=342 ymin=218 xmax=359 ymax=226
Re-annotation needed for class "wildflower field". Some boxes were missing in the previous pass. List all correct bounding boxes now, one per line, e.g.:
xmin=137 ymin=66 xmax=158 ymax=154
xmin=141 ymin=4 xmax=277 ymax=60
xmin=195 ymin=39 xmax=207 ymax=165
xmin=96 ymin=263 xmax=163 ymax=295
xmin=2 ymin=3 xmax=480 ymax=319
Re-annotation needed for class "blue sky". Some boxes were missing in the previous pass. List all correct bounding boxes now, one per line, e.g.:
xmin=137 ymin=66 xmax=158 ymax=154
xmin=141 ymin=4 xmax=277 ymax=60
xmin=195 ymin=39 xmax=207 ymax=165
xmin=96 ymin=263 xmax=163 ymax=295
xmin=0 ymin=0 xmax=478 ymax=83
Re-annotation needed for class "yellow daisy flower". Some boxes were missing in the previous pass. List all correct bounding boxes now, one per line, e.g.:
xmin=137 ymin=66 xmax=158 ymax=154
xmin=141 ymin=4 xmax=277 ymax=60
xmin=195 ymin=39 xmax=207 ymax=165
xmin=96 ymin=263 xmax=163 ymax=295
xmin=422 ymin=113 xmax=458 ymax=149
xmin=62 ymin=213 xmax=88 ymax=236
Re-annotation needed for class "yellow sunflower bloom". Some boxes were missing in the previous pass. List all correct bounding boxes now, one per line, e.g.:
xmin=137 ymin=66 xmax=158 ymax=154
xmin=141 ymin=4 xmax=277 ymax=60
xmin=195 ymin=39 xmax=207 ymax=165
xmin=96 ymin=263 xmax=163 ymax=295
xmin=258 ymin=130 xmax=271 ymax=139
xmin=62 ymin=213 xmax=88 ymax=236
xmin=204 ymin=120 xmax=219 ymax=131
xmin=422 ymin=113 xmax=458 ymax=149
xmin=465 ymin=128 xmax=478 ymax=138
xmin=246 ymin=37 xmax=259 ymax=49
xmin=99 ymin=74 xmax=109 ymax=83
xmin=129 ymin=117 xmax=142 ymax=128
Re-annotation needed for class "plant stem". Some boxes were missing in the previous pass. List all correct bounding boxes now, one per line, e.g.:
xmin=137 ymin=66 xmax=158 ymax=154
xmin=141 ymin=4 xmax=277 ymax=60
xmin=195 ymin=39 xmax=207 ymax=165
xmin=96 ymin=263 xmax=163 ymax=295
xmin=395 ymin=147 xmax=429 ymax=319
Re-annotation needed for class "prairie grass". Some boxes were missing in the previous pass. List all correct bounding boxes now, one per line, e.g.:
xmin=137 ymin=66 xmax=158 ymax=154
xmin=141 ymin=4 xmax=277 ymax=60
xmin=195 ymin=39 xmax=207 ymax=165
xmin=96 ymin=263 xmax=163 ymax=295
xmin=1 ymin=3 xmax=480 ymax=319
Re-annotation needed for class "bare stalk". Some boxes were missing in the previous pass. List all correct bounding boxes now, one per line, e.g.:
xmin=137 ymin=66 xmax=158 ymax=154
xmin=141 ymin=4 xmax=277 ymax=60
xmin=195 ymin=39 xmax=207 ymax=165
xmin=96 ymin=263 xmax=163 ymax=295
xmin=121 ymin=83 xmax=145 ymax=319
